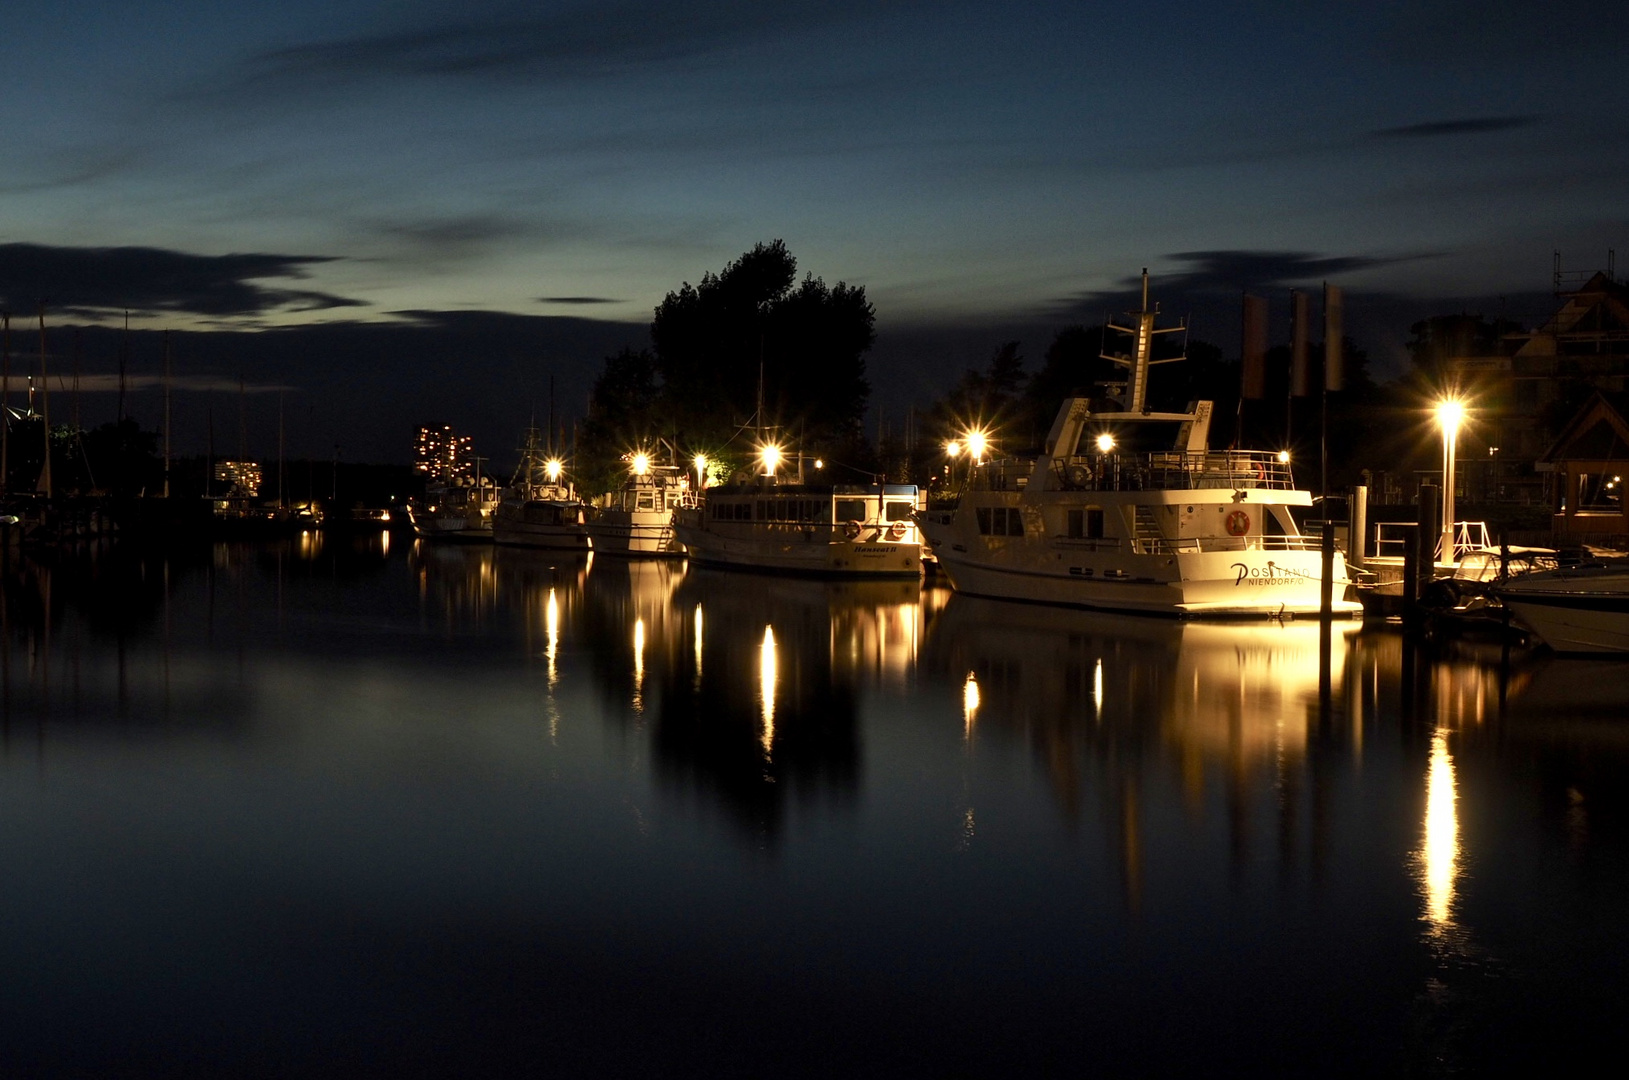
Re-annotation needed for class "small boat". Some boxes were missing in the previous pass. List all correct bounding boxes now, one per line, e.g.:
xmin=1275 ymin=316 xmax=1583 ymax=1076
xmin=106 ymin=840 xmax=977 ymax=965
xmin=584 ymin=453 xmax=694 ymax=558
xmin=673 ymin=452 xmax=923 ymax=577
xmin=406 ymin=476 xmax=497 ymax=541
xmin=1495 ymin=564 xmax=1629 ymax=654
xmin=492 ymin=427 xmax=590 ymax=550
xmin=917 ymin=272 xmax=1362 ymax=619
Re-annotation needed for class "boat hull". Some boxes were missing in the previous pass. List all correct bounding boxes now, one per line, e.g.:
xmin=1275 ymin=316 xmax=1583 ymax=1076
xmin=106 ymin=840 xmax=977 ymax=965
xmin=674 ymin=521 xmax=922 ymax=577
xmin=1498 ymin=573 xmax=1629 ymax=654
xmin=926 ymin=536 xmax=1360 ymax=618
xmin=493 ymin=501 xmax=590 ymax=550
xmin=584 ymin=510 xmax=682 ymax=557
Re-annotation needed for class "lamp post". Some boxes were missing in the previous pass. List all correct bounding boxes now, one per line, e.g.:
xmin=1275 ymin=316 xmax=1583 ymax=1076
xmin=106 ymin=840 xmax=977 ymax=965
xmin=1436 ymin=399 xmax=1464 ymax=562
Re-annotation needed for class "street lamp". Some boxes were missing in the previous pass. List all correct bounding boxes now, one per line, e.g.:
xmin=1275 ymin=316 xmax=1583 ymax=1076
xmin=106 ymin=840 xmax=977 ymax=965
xmin=760 ymin=443 xmax=783 ymax=477
xmin=1436 ymin=398 xmax=1465 ymax=561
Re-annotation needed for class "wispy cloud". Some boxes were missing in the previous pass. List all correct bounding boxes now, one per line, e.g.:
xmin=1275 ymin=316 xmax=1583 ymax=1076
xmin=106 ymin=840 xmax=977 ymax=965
xmin=217 ymin=1 xmax=907 ymax=95
xmin=0 ymin=243 xmax=363 ymax=318
xmin=539 ymin=296 xmax=620 ymax=305
xmin=1371 ymin=116 xmax=1538 ymax=140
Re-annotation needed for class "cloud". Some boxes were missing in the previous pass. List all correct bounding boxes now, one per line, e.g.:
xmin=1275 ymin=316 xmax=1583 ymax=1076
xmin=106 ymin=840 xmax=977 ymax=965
xmin=221 ymin=2 xmax=902 ymax=95
xmin=1371 ymin=116 xmax=1539 ymax=140
xmin=0 ymin=243 xmax=364 ymax=318
xmin=540 ymin=296 xmax=620 ymax=305
xmin=1043 ymin=251 xmax=1433 ymax=320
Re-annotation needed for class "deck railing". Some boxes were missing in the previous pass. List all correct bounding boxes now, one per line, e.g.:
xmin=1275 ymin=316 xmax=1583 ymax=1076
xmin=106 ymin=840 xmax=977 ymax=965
xmin=1050 ymin=450 xmax=1294 ymax=492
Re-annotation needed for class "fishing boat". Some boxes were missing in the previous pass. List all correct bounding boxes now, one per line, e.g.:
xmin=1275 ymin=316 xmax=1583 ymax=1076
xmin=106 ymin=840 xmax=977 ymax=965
xmin=406 ymin=475 xmax=497 ymax=540
xmin=583 ymin=452 xmax=694 ymax=557
xmin=673 ymin=451 xmax=923 ymax=577
xmin=917 ymin=272 xmax=1361 ymax=618
xmin=1495 ymin=564 xmax=1629 ymax=654
xmin=492 ymin=427 xmax=590 ymax=550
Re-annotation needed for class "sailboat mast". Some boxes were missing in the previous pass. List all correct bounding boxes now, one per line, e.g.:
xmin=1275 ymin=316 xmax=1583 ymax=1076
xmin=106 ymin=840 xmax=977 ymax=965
xmin=163 ymin=331 xmax=172 ymax=499
xmin=1 ymin=311 xmax=9 ymax=495
xmin=38 ymin=304 xmax=51 ymax=499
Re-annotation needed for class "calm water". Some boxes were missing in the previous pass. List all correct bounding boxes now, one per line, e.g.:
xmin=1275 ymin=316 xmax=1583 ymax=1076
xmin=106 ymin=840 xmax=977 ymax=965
xmin=1 ymin=535 xmax=1625 ymax=1077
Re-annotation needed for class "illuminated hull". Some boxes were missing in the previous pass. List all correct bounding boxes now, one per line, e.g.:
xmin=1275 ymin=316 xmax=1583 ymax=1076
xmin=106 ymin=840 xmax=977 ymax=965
xmin=920 ymin=487 xmax=1362 ymax=619
xmin=1498 ymin=569 xmax=1629 ymax=654
xmin=406 ymin=506 xmax=492 ymax=541
xmin=584 ymin=509 xmax=683 ymax=557
xmin=674 ymin=518 xmax=922 ymax=577
xmin=493 ymin=501 xmax=590 ymax=550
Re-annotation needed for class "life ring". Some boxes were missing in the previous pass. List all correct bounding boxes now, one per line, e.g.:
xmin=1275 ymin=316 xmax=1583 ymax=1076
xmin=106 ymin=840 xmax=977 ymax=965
xmin=1225 ymin=510 xmax=1251 ymax=537
xmin=886 ymin=521 xmax=907 ymax=541
xmin=843 ymin=520 xmax=863 ymax=540
xmin=1065 ymin=463 xmax=1092 ymax=489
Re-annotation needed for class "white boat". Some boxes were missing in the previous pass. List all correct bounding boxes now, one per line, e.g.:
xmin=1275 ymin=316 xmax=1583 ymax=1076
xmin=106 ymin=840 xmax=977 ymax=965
xmin=673 ymin=464 xmax=923 ymax=577
xmin=492 ymin=427 xmax=590 ymax=550
xmin=584 ymin=456 xmax=694 ymax=558
xmin=1496 ymin=565 xmax=1629 ymax=654
xmin=407 ymin=476 xmax=497 ymax=541
xmin=917 ymin=272 xmax=1361 ymax=619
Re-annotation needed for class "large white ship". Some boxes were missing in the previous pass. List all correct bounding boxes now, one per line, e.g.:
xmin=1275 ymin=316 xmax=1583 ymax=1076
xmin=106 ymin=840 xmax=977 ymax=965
xmin=918 ymin=273 xmax=1361 ymax=618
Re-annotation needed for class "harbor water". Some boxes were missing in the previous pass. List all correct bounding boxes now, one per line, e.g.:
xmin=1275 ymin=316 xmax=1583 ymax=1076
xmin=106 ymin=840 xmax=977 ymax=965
xmin=1 ymin=536 xmax=1625 ymax=1076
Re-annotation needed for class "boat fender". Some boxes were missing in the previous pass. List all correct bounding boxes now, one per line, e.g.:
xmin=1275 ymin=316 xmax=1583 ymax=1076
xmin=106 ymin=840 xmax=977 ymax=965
xmin=1225 ymin=510 xmax=1251 ymax=536
xmin=1253 ymin=460 xmax=1266 ymax=483
xmin=844 ymin=520 xmax=863 ymax=540
xmin=887 ymin=521 xmax=907 ymax=541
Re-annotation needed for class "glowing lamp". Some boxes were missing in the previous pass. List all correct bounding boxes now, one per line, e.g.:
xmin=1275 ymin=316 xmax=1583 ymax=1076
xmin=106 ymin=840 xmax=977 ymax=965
xmin=631 ymin=452 xmax=651 ymax=476
xmin=545 ymin=458 xmax=564 ymax=482
xmin=1095 ymin=433 xmax=1116 ymax=453
xmin=966 ymin=430 xmax=988 ymax=462
xmin=1277 ymin=450 xmax=1290 ymax=464
xmin=945 ymin=440 xmax=961 ymax=458
xmin=814 ymin=459 xmax=825 ymax=470
xmin=760 ymin=444 xmax=783 ymax=476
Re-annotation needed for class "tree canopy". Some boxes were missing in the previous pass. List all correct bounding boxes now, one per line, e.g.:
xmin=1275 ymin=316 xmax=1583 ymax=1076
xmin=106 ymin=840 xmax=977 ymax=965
xmin=650 ymin=240 xmax=873 ymax=451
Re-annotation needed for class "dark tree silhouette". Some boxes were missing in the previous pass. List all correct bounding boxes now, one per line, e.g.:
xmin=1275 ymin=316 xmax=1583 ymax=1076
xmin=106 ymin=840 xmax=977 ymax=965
xmin=650 ymin=240 xmax=873 ymax=457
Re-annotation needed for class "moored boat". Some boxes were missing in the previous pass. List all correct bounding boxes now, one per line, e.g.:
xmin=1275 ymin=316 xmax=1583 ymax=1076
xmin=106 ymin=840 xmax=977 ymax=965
xmin=492 ymin=426 xmax=590 ymax=550
xmin=673 ymin=453 xmax=922 ymax=577
xmin=917 ymin=272 xmax=1361 ymax=619
xmin=584 ymin=453 xmax=694 ymax=558
xmin=1495 ymin=564 xmax=1629 ymax=654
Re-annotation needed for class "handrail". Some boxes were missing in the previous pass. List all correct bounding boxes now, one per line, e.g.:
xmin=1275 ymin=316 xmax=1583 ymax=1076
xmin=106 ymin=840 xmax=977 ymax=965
xmin=1047 ymin=450 xmax=1295 ymax=492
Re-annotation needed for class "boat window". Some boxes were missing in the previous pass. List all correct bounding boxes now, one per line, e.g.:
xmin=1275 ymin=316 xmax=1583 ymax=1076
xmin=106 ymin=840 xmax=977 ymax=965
xmin=636 ymin=493 xmax=655 ymax=511
xmin=884 ymin=501 xmax=913 ymax=521
xmin=835 ymin=498 xmax=868 ymax=522
xmin=1086 ymin=508 xmax=1104 ymax=539
xmin=976 ymin=507 xmax=1024 ymax=536
xmin=1067 ymin=509 xmax=1083 ymax=539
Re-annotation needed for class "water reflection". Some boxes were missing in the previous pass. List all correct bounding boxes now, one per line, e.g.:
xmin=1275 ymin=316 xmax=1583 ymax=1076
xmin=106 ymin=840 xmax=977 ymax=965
xmin=1420 ymin=727 xmax=1460 ymax=934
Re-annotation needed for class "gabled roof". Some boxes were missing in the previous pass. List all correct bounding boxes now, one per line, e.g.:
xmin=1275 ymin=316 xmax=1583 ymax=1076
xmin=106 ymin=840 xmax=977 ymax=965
xmin=1541 ymin=390 xmax=1629 ymax=463
xmin=1515 ymin=273 xmax=1629 ymax=357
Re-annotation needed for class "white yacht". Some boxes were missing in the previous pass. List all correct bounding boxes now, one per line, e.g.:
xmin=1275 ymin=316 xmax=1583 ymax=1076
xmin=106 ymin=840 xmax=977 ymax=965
xmin=492 ymin=427 xmax=590 ymax=550
xmin=584 ymin=455 xmax=693 ymax=558
xmin=1496 ymin=564 xmax=1629 ymax=654
xmin=674 ymin=454 xmax=923 ymax=577
xmin=918 ymin=273 xmax=1361 ymax=618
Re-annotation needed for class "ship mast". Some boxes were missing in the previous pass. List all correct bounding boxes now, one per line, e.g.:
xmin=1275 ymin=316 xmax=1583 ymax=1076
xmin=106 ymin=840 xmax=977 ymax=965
xmin=1101 ymin=269 xmax=1187 ymax=413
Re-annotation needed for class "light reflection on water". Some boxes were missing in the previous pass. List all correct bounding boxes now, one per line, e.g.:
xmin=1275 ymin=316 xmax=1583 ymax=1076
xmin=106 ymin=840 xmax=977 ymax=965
xmin=0 ymin=538 xmax=1624 ymax=1076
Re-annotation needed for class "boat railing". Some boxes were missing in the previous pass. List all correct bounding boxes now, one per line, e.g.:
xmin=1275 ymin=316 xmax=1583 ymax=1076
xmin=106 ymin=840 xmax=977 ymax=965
xmin=1134 ymin=533 xmax=1324 ymax=555
xmin=1053 ymin=450 xmax=1294 ymax=492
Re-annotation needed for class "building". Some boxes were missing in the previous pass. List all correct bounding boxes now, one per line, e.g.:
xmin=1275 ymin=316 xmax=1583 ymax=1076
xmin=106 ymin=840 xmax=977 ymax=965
xmin=414 ymin=424 xmax=474 ymax=480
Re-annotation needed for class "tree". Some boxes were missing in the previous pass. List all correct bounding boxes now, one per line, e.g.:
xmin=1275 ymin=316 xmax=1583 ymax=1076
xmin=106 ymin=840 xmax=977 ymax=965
xmin=576 ymin=347 xmax=662 ymax=494
xmin=649 ymin=240 xmax=874 ymax=456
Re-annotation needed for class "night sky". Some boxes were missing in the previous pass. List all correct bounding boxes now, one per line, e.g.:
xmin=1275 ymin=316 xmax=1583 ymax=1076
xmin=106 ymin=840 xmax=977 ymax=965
xmin=3 ymin=0 xmax=1626 ymax=463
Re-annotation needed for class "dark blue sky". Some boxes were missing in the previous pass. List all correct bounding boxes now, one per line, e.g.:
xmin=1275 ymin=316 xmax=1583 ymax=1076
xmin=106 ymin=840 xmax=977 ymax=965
xmin=3 ymin=0 xmax=1627 ymax=461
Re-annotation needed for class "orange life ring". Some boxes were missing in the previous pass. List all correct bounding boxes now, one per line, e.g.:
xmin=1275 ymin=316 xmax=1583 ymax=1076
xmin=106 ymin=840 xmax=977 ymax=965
xmin=1225 ymin=510 xmax=1251 ymax=536
xmin=886 ymin=521 xmax=907 ymax=541
xmin=843 ymin=520 xmax=863 ymax=540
